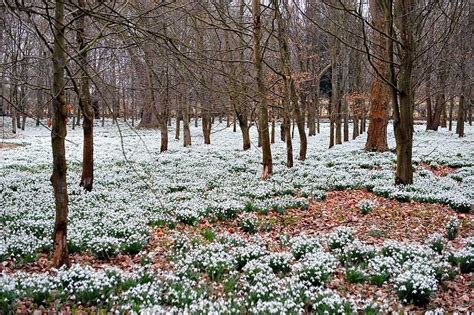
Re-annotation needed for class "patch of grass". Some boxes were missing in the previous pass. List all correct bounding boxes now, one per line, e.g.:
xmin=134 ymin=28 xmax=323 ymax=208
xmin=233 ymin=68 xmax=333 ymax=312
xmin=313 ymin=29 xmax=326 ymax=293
xmin=201 ymin=228 xmax=216 ymax=242
xmin=345 ymin=268 xmax=366 ymax=283
xmin=223 ymin=275 xmax=238 ymax=294
xmin=368 ymin=227 xmax=385 ymax=238
xmin=370 ymin=273 xmax=389 ymax=286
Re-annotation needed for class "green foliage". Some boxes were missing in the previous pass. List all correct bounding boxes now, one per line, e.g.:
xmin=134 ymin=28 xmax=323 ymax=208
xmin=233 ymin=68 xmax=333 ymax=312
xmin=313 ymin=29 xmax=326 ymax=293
xmin=459 ymin=254 xmax=473 ymax=273
xmin=239 ymin=214 xmax=259 ymax=234
xmin=121 ymin=241 xmax=145 ymax=255
xmin=369 ymin=273 xmax=389 ymax=286
xmin=396 ymin=280 xmax=432 ymax=306
xmin=201 ymin=228 xmax=216 ymax=242
xmin=345 ymin=268 xmax=366 ymax=283
xmin=223 ymin=275 xmax=238 ymax=295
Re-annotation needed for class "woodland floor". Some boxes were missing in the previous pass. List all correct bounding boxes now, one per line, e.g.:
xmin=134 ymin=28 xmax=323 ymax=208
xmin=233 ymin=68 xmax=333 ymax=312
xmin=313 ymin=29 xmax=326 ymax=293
xmin=1 ymin=119 xmax=473 ymax=314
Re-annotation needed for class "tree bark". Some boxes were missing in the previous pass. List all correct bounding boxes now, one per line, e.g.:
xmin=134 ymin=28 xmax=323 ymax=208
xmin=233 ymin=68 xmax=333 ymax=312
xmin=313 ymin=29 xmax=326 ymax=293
xmin=76 ymin=0 xmax=94 ymax=192
xmin=253 ymin=0 xmax=272 ymax=179
xmin=366 ymin=0 xmax=390 ymax=152
xmin=448 ymin=98 xmax=454 ymax=131
xmin=457 ymin=95 xmax=465 ymax=137
xmin=329 ymin=45 xmax=338 ymax=148
xmin=51 ymin=0 xmax=70 ymax=268
xmin=274 ymin=0 xmax=307 ymax=160
xmin=175 ymin=106 xmax=180 ymax=140
xmin=353 ymin=99 xmax=361 ymax=139
xmin=308 ymin=94 xmax=316 ymax=136
xmin=343 ymin=98 xmax=349 ymax=142
xmin=160 ymin=118 xmax=169 ymax=152
xmin=425 ymin=67 xmax=433 ymax=129
xmin=393 ymin=0 xmax=415 ymax=185
xmin=271 ymin=115 xmax=275 ymax=144
xmin=202 ymin=107 xmax=211 ymax=145
xmin=183 ymin=102 xmax=192 ymax=146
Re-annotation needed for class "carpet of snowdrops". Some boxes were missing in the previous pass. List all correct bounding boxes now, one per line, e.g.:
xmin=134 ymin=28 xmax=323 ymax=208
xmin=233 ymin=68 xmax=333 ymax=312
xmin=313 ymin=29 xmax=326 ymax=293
xmin=1 ymin=119 xmax=473 ymax=313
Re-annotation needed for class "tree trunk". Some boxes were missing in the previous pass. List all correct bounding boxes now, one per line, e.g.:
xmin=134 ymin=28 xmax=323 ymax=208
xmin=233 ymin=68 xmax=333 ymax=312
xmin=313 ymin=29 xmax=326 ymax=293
xmin=11 ymin=107 xmax=17 ymax=134
xmin=366 ymin=0 xmax=390 ymax=151
xmin=202 ymin=108 xmax=211 ymax=144
xmin=308 ymin=95 xmax=316 ymax=136
xmin=273 ymin=0 xmax=307 ymax=160
xmin=280 ymin=115 xmax=285 ymax=142
xmin=76 ymin=0 xmax=94 ymax=192
xmin=36 ymin=78 xmax=44 ymax=127
xmin=271 ymin=116 xmax=275 ymax=144
xmin=457 ymin=95 xmax=465 ymax=137
xmin=361 ymin=107 xmax=366 ymax=133
xmin=353 ymin=99 xmax=361 ymax=139
xmin=291 ymin=81 xmax=307 ymax=159
xmin=160 ymin=118 xmax=169 ymax=152
xmin=175 ymin=106 xmax=180 ymax=140
xmin=343 ymin=99 xmax=349 ymax=142
xmin=448 ymin=98 xmax=454 ymax=131
xmin=425 ymin=69 xmax=433 ymax=129
xmin=393 ymin=0 xmax=415 ymax=185
xmin=329 ymin=102 xmax=335 ymax=148
xmin=75 ymin=105 xmax=81 ymax=126
xmin=284 ymin=109 xmax=293 ymax=167
xmin=183 ymin=103 xmax=192 ymax=146
xmin=316 ymin=96 xmax=320 ymax=134
xmin=233 ymin=112 xmax=237 ymax=132
xmin=439 ymin=68 xmax=448 ymax=128
xmin=240 ymin=123 xmax=251 ymax=150
xmin=51 ymin=0 xmax=70 ymax=268
xmin=468 ymin=100 xmax=472 ymax=126
xmin=329 ymin=46 xmax=338 ymax=148
xmin=427 ymin=67 xmax=447 ymax=131
xmin=253 ymin=0 xmax=272 ymax=179
xmin=335 ymin=99 xmax=342 ymax=145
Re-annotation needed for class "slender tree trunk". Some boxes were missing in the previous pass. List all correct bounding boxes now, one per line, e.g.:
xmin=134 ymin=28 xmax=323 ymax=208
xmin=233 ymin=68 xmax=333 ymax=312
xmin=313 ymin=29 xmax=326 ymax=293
xmin=468 ymin=101 xmax=472 ymax=126
xmin=11 ymin=62 xmax=17 ymax=134
xmin=51 ymin=0 xmax=70 ymax=268
xmin=183 ymin=103 xmax=192 ymax=146
xmin=202 ymin=106 xmax=211 ymax=144
xmin=329 ymin=45 xmax=338 ymax=148
xmin=353 ymin=99 xmax=360 ymax=139
xmin=308 ymin=95 xmax=316 ymax=136
xmin=329 ymin=102 xmax=335 ymax=148
xmin=11 ymin=106 xmax=17 ymax=134
xmin=233 ymin=112 xmax=237 ymax=132
xmin=280 ymin=112 xmax=285 ymax=142
xmin=316 ymin=96 xmax=320 ymax=134
xmin=253 ymin=0 xmax=272 ymax=179
xmin=439 ymin=68 xmax=448 ymax=128
xmin=425 ymin=69 xmax=433 ymax=129
xmin=76 ymin=0 xmax=94 ymax=192
xmin=335 ymin=99 xmax=342 ymax=144
xmin=457 ymin=95 xmax=465 ymax=137
xmin=448 ymin=98 xmax=454 ymax=131
xmin=36 ymin=74 xmax=44 ymax=127
xmin=343 ymin=99 xmax=349 ymax=142
xmin=285 ymin=110 xmax=293 ymax=167
xmin=160 ymin=118 xmax=169 ymax=152
xmin=360 ymin=106 xmax=366 ymax=133
xmin=271 ymin=115 xmax=275 ymax=144
xmin=175 ymin=106 xmax=180 ymax=140
xmin=393 ymin=0 xmax=415 ymax=185
xmin=366 ymin=0 xmax=389 ymax=151
xmin=194 ymin=109 xmax=198 ymax=127
xmin=273 ymin=0 xmax=306 ymax=160
xmin=75 ymin=105 xmax=81 ymax=126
